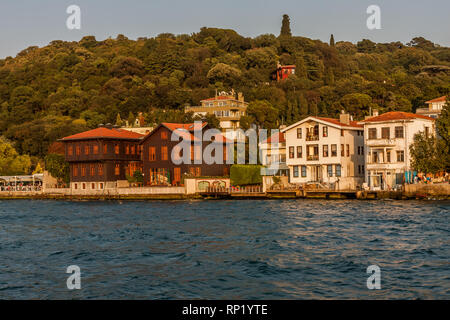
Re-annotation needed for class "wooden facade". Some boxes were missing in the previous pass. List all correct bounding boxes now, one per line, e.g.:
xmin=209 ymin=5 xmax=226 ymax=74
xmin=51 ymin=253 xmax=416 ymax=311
xmin=140 ymin=123 xmax=230 ymax=186
xmin=60 ymin=127 xmax=144 ymax=185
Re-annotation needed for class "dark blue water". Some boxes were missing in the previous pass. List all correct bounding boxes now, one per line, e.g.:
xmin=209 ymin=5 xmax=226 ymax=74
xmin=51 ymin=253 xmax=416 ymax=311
xmin=0 ymin=199 xmax=448 ymax=299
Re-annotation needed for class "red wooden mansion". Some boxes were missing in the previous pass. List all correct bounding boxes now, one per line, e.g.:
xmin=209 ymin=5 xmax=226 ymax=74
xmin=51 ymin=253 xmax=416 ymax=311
xmin=60 ymin=123 xmax=230 ymax=190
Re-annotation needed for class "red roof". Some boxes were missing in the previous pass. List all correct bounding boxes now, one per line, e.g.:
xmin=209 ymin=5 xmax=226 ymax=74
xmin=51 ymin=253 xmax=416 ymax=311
xmin=262 ymin=132 xmax=285 ymax=144
xmin=149 ymin=122 xmax=229 ymax=143
xmin=61 ymin=127 xmax=144 ymax=141
xmin=313 ymin=117 xmax=363 ymax=128
xmin=279 ymin=65 xmax=296 ymax=69
xmin=361 ymin=111 xmax=435 ymax=123
xmin=426 ymin=96 xmax=447 ymax=103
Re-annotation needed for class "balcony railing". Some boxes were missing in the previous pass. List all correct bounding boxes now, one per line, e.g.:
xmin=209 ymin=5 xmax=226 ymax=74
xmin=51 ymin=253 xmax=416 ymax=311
xmin=306 ymin=135 xmax=319 ymax=141
xmin=307 ymin=155 xmax=319 ymax=161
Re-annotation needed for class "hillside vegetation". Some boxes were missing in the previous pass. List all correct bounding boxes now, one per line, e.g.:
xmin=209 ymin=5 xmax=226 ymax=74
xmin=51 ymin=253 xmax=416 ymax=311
xmin=0 ymin=16 xmax=449 ymax=165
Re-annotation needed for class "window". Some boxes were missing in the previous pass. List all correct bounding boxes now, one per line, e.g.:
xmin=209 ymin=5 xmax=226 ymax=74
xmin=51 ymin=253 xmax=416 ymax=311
xmin=368 ymin=128 xmax=377 ymax=140
xmin=323 ymin=126 xmax=328 ymax=137
xmin=90 ymin=165 xmax=95 ymax=176
xmin=362 ymin=165 xmax=365 ymax=175
xmin=341 ymin=129 xmax=344 ymax=137
xmin=73 ymin=165 xmax=78 ymax=177
xmin=293 ymin=166 xmax=299 ymax=178
xmin=386 ymin=150 xmax=391 ymax=163
xmin=297 ymin=128 xmax=302 ymax=139
xmin=103 ymin=143 xmax=108 ymax=154
xmin=397 ymin=151 xmax=405 ymax=162
xmin=297 ymin=146 xmax=302 ymax=158
xmin=161 ymin=131 xmax=168 ymax=140
xmin=98 ymin=164 xmax=103 ymax=176
xmin=331 ymin=144 xmax=337 ymax=157
xmin=346 ymin=144 xmax=350 ymax=157
xmin=289 ymin=146 xmax=295 ymax=159
xmin=125 ymin=145 xmax=130 ymax=155
xmin=74 ymin=183 xmax=78 ymax=190
xmin=82 ymin=183 xmax=86 ymax=190
xmin=327 ymin=165 xmax=333 ymax=177
xmin=341 ymin=144 xmax=344 ymax=157
xmin=372 ymin=151 xmax=378 ymax=163
xmin=149 ymin=147 xmax=156 ymax=161
xmin=84 ymin=145 xmax=89 ymax=155
xmin=93 ymin=144 xmax=99 ymax=154
xmin=131 ymin=145 xmax=135 ymax=155
xmin=174 ymin=168 xmax=181 ymax=182
xmin=357 ymin=146 xmax=361 ymax=155
xmin=195 ymin=167 xmax=201 ymax=177
xmin=358 ymin=165 xmax=361 ymax=175
xmin=395 ymin=126 xmax=404 ymax=138
xmin=382 ymin=127 xmax=390 ymax=139
xmin=81 ymin=165 xmax=86 ymax=177
xmin=335 ymin=165 xmax=342 ymax=177
xmin=161 ymin=146 xmax=168 ymax=161
xmin=115 ymin=164 xmax=120 ymax=176
xmin=323 ymin=145 xmax=329 ymax=157
xmin=361 ymin=146 xmax=364 ymax=155
xmin=115 ymin=144 xmax=120 ymax=155
xmin=68 ymin=145 xmax=73 ymax=156
xmin=301 ymin=166 xmax=307 ymax=177
xmin=99 ymin=183 xmax=104 ymax=190
xmin=91 ymin=183 xmax=95 ymax=190
xmin=76 ymin=145 xmax=81 ymax=156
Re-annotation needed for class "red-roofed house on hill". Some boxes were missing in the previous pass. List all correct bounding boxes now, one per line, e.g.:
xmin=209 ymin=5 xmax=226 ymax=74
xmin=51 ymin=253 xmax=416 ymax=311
xmin=360 ymin=111 xmax=436 ymax=190
xmin=416 ymin=96 xmax=447 ymax=119
xmin=281 ymin=112 xmax=365 ymax=190
xmin=273 ymin=64 xmax=296 ymax=82
xmin=59 ymin=125 xmax=144 ymax=191
xmin=140 ymin=123 xmax=230 ymax=186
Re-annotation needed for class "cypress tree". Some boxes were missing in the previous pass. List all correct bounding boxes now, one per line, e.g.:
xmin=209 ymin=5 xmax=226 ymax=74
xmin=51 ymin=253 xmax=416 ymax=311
xmin=330 ymin=34 xmax=335 ymax=47
xmin=280 ymin=15 xmax=292 ymax=37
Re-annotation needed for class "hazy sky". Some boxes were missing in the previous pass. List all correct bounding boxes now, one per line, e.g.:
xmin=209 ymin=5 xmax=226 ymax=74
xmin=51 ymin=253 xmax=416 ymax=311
xmin=0 ymin=0 xmax=448 ymax=58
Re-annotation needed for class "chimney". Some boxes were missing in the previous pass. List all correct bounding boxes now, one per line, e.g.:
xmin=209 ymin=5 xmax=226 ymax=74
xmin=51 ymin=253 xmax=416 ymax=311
xmin=372 ymin=109 xmax=379 ymax=117
xmin=339 ymin=110 xmax=350 ymax=125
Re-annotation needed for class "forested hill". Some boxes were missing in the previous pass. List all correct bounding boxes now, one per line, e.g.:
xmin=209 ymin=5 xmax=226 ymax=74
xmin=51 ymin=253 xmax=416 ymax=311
xmin=0 ymin=25 xmax=449 ymax=160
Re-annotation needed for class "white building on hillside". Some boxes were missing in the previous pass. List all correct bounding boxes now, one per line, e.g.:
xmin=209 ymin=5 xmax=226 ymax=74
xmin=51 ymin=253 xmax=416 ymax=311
xmin=360 ymin=111 xmax=436 ymax=190
xmin=416 ymin=96 xmax=447 ymax=119
xmin=281 ymin=112 xmax=365 ymax=190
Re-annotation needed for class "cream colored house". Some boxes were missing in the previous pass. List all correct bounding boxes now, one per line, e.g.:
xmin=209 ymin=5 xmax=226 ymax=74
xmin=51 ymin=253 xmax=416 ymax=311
xmin=259 ymin=131 xmax=289 ymax=176
xmin=416 ymin=96 xmax=447 ymax=119
xmin=281 ymin=113 xmax=365 ymax=190
xmin=360 ymin=111 xmax=435 ymax=190
xmin=185 ymin=90 xmax=248 ymax=131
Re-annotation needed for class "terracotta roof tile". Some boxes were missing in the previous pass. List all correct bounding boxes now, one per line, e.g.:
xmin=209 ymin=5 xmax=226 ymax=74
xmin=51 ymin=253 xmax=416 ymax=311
xmin=262 ymin=132 xmax=285 ymax=144
xmin=426 ymin=96 xmax=447 ymax=104
xmin=201 ymin=96 xmax=235 ymax=102
xmin=361 ymin=111 xmax=435 ymax=123
xmin=61 ymin=127 xmax=144 ymax=141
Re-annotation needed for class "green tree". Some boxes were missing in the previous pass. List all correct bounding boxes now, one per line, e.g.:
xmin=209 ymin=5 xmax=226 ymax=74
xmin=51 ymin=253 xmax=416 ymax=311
xmin=410 ymin=132 xmax=446 ymax=173
xmin=44 ymin=153 xmax=70 ymax=184
xmin=0 ymin=137 xmax=31 ymax=175
xmin=246 ymin=100 xmax=279 ymax=129
xmin=280 ymin=14 xmax=292 ymax=37
xmin=115 ymin=113 xmax=123 ymax=127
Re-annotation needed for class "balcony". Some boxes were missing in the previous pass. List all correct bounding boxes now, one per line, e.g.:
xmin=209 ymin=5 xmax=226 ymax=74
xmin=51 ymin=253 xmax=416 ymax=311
xmin=306 ymin=135 xmax=319 ymax=142
xmin=366 ymin=138 xmax=397 ymax=147
xmin=307 ymin=155 xmax=319 ymax=161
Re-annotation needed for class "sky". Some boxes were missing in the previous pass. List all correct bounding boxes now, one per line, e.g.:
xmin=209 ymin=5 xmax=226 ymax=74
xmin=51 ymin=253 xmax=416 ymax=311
xmin=0 ymin=0 xmax=449 ymax=58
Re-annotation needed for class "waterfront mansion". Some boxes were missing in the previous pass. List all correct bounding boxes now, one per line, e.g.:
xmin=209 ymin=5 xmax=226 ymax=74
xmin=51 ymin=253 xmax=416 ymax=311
xmin=360 ymin=111 xmax=435 ymax=191
xmin=281 ymin=112 xmax=365 ymax=190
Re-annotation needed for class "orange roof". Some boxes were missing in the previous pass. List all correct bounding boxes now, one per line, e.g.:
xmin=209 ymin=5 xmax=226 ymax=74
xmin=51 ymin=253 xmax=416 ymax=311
xmin=361 ymin=111 xmax=435 ymax=123
xmin=262 ymin=132 xmax=285 ymax=144
xmin=61 ymin=127 xmax=144 ymax=141
xmin=162 ymin=122 xmax=208 ymax=132
xmin=426 ymin=96 xmax=447 ymax=103
xmin=313 ymin=117 xmax=363 ymax=128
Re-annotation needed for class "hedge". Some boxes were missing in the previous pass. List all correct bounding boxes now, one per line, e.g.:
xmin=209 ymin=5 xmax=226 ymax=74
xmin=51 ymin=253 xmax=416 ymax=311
xmin=230 ymin=165 xmax=263 ymax=186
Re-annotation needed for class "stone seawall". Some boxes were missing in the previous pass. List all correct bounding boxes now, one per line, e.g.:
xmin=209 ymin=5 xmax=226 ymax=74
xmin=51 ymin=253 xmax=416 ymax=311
xmin=404 ymin=183 xmax=450 ymax=199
